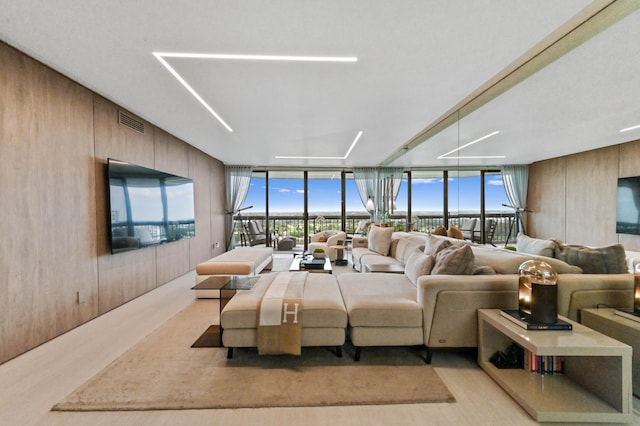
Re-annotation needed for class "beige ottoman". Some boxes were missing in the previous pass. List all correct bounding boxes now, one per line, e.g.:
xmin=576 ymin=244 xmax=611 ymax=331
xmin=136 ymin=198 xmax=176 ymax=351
xmin=337 ymin=272 xmax=424 ymax=361
xmin=221 ymin=272 xmax=347 ymax=358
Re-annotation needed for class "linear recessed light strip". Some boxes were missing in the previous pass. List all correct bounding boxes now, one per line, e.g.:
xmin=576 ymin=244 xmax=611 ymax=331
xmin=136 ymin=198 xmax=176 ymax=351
xmin=275 ymin=131 xmax=363 ymax=160
xmin=153 ymin=52 xmax=358 ymax=132
xmin=155 ymin=52 xmax=358 ymax=62
xmin=620 ymin=124 xmax=640 ymax=133
xmin=153 ymin=52 xmax=234 ymax=132
xmin=438 ymin=130 xmax=502 ymax=159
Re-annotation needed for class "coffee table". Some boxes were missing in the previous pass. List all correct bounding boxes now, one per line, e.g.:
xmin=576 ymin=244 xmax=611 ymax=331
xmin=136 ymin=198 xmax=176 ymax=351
xmin=191 ymin=275 xmax=260 ymax=347
xmin=289 ymin=254 xmax=332 ymax=273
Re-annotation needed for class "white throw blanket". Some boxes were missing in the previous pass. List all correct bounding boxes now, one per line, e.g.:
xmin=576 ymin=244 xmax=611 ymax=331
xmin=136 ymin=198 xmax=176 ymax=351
xmin=257 ymin=272 xmax=306 ymax=355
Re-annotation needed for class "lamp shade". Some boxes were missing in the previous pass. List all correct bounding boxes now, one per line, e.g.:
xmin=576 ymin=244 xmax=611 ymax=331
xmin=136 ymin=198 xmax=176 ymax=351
xmin=519 ymin=260 xmax=558 ymax=324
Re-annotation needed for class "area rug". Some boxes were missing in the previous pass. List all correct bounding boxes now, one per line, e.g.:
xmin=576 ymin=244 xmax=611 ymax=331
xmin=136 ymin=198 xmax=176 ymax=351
xmin=53 ymin=301 xmax=455 ymax=411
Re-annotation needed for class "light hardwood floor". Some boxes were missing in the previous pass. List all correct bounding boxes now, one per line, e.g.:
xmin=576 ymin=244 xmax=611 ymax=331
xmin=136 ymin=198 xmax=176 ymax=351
xmin=1 ymin=259 xmax=638 ymax=425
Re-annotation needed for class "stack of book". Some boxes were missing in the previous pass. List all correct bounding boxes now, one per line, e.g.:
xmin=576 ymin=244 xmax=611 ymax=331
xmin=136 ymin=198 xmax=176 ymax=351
xmin=524 ymin=350 xmax=564 ymax=374
xmin=500 ymin=309 xmax=572 ymax=330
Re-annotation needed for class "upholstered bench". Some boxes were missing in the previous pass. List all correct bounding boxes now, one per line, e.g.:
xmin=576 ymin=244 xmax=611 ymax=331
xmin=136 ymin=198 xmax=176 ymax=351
xmin=337 ymin=272 xmax=424 ymax=361
xmin=221 ymin=272 xmax=348 ymax=358
xmin=195 ymin=247 xmax=274 ymax=294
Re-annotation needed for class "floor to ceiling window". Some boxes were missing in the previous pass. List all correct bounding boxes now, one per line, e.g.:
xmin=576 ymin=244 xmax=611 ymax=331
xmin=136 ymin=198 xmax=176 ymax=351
xmin=410 ymin=170 xmax=445 ymax=232
xmin=232 ymin=168 xmax=514 ymax=248
xmin=307 ymin=170 xmax=342 ymax=236
xmin=268 ymin=170 xmax=305 ymax=246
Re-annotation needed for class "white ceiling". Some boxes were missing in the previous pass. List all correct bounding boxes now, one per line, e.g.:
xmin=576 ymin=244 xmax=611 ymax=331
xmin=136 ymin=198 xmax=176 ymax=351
xmin=2 ymin=1 xmax=639 ymax=168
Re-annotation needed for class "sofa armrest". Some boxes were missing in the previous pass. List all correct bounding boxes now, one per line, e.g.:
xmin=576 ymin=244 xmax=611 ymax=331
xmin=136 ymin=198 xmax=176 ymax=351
xmin=352 ymin=236 xmax=368 ymax=249
xmin=417 ymin=275 xmax=519 ymax=348
xmin=555 ymin=273 xmax=633 ymax=321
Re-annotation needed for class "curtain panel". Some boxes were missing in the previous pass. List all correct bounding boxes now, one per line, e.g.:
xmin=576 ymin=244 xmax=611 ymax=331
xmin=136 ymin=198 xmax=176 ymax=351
xmin=225 ymin=165 xmax=253 ymax=250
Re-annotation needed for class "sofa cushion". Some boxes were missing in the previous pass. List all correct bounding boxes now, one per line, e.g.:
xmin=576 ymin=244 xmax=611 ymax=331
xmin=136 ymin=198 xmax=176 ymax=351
xmin=390 ymin=238 xmax=422 ymax=264
xmin=404 ymin=253 xmax=435 ymax=285
xmin=337 ymin=273 xmax=422 ymax=328
xmin=555 ymin=243 xmax=627 ymax=274
xmin=424 ymin=234 xmax=453 ymax=257
xmin=516 ymin=234 xmax=557 ymax=257
xmin=368 ymin=225 xmax=393 ymax=255
xmin=432 ymin=244 xmax=475 ymax=275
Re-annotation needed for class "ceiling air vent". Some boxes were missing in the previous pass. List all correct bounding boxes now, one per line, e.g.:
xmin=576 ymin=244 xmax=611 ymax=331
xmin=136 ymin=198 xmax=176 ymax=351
xmin=118 ymin=111 xmax=145 ymax=134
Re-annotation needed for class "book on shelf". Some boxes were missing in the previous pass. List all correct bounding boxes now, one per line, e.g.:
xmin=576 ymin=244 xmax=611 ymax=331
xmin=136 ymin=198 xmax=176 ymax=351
xmin=500 ymin=309 xmax=572 ymax=331
xmin=523 ymin=347 xmax=564 ymax=374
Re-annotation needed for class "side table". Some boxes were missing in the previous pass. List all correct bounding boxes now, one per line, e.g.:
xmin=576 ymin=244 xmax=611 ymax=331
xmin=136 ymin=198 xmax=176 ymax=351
xmin=478 ymin=309 xmax=632 ymax=423
xmin=192 ymin=275 xmax=260 ymax=347
xmin=581 ymin=307 xmax=640 ymax=397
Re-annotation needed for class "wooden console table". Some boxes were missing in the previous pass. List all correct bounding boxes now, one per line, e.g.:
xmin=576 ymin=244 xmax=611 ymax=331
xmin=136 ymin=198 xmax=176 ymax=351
xmin=478 ymin=309 xmax=632 ymax=423
xmin=582 ymin=307 xmax=640 ymax=397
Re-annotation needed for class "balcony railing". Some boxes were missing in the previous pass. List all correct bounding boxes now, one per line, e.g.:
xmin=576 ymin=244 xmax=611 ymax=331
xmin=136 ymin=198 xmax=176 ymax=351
xmin=233 ymin=212 xmax=517 ymax=249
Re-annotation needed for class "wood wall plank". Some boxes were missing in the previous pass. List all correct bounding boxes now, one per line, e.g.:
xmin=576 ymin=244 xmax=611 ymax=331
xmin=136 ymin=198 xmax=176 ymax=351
xmin=527 ymin=157 xmax=567 ymax=241
xmin=0 ymin=42 xmax=98 ymax=362
xmin=565 ymin=146 xmax=619 ymax=246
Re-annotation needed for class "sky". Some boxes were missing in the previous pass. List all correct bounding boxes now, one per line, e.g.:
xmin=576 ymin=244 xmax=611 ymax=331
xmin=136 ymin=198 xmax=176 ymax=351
xmin=242 ymin=174 xmax=511 ymax=214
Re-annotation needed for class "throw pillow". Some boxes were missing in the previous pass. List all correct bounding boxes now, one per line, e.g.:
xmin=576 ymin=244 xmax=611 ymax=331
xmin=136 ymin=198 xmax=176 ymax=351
xmin=516 ymin=234 xmax=557 ymax=258
xmin=404 ymin=253 xmax=435 ymax=285
xmin=432 ymin=225 xmax=447 ymax=236
xmin=431 ymin=244 xmax=475 ymax=275
xmin=424 ymin=234 xmax=452 ymax=257
xmin=447 ymin=224 xmax=463 ymax=240
xmin=555 ymin=244 xmax=604 ymax=274
xmin=368 ymin=225 xmax=394 ymax=255
xmin=316 ymin=233 xmax=327 ymax=242
xmin=555 ymin=243 xmax=627 ymax=274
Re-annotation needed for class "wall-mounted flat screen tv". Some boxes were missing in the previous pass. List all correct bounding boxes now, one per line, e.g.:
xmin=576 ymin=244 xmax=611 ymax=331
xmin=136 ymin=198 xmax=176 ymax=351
xmin=616 ymin=176 xmax=640 ymax=235
xmin=108 ymin=158 xmax=195 ymax=253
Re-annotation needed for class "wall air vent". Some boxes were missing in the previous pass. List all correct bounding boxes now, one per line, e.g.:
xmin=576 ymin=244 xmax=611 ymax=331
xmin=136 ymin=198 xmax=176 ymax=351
xmin=118 ymin=111 xmax=145 ymax=134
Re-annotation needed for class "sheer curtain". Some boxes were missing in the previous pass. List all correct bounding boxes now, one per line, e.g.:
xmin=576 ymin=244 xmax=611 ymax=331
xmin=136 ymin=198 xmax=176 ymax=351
xmin=225 ymin=165 xmax=252 ymax=251
xmin=501 ymin=165 xmax=529 ymax=234
xmin=379 ymin=167 xmax=404 ymax=217
xmin=353 ymin=167 xmax=378 ymax=220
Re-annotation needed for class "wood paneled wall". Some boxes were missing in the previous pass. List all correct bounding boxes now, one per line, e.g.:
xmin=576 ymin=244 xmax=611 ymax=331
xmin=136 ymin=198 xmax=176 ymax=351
xmin=528 ymin=140 xmax=640 ymax=251
xmin=0 ymin=41 xmax=224 ymax=363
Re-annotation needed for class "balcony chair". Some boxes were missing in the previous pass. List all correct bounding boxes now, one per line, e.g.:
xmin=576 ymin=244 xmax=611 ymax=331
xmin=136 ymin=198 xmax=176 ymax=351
xmin=472 ymin=218 xmax=497 ymax=246
xmin=245 ymin=220 xmax=267 ymax=246
xmin=460 ymin=218 xmax=478 ymax=240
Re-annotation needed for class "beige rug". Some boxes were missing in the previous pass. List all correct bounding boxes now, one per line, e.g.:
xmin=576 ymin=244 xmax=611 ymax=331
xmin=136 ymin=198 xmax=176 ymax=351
xmin=53 ymin=300 xmax=454 ymax=411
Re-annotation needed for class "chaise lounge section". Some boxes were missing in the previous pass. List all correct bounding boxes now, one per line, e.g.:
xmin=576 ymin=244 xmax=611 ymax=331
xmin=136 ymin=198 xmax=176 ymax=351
xmin=196 ymin=246 xmax=274 ymax=286
xmin=220 ymin=272 xmax=348 ymax=358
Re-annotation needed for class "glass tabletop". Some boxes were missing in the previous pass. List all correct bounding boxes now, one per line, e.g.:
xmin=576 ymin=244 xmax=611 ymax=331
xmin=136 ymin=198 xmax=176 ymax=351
xmin=191 ymin=275 xmax=260 ymax=291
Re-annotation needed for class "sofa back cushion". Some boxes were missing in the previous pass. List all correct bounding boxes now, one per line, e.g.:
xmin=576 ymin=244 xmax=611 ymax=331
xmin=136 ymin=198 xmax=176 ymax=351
xmin=368 ymin=225 xmax=394 ymax=255
xmin=424 ymin=234 xmax=453 ymax=257
xmin=516 ymin=234 xmax=557 ymax=257
xmin=555 ymin=243 xmax=627 ymax=274
xmin=404 ymin=253 xmax=435 ymax=285
xmin=390 ymin=238 xmax=422 ymax=264
xmin=431 ymin=244 xmax=475 ymax=275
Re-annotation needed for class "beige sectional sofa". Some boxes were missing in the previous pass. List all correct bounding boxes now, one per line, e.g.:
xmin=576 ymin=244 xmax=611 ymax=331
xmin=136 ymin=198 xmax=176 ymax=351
xmin=212 ymin=231 xmax=634 ymax=363
xmin=338 ymin=230 xmax=634 ymax=362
